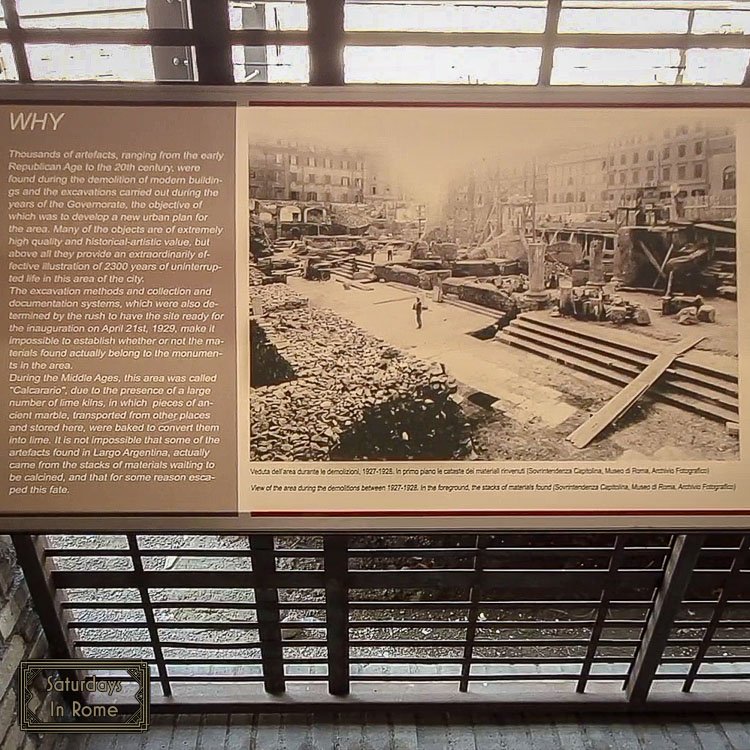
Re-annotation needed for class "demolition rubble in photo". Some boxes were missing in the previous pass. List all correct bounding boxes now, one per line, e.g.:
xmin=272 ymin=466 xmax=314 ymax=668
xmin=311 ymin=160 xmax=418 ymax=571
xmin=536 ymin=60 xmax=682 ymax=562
xmin=247 ymin=109 xmax=739 ymax=463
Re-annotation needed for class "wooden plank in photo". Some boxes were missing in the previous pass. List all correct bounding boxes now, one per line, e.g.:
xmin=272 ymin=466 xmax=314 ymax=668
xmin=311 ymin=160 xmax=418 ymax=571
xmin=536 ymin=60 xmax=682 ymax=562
xmin=567 ymin=333 xmax=705 ymax=449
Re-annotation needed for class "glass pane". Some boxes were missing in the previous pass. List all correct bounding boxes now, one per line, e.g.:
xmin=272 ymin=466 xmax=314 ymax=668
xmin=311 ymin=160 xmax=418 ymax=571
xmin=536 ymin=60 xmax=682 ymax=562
xmin=232 ymin=45 xmax=309 ymax=82
xmin=551 ymin=47 xmax=680 ymax=85
xmin=229 ymin=1 xmax=307 ymax=30
xmin=559 ymin=7 xmax=689 ymax=34
xmin=693 ymin=10 xmax=750 ymax=35
xmin=345 ymin=2 xmax=546 ymax=32
xmin=0 ymin=44 xmax=18 ymax=80
xmin=683 ymin=48 xmax=749 ymax=85
xmin=0 ymin=4 xmax=5 ymax=28
xmin=344 ymin=45 xmax=542 ymax=83
xmin=18 ymin=1 xmax=149 ymax=28
xmin=26 ymin=44 xmax=195 ymax=81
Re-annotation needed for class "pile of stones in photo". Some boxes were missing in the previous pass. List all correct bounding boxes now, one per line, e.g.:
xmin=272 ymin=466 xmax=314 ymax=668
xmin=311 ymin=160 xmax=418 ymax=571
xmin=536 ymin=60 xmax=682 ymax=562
xmin=250 ymin=285 xmax=472 ymax=461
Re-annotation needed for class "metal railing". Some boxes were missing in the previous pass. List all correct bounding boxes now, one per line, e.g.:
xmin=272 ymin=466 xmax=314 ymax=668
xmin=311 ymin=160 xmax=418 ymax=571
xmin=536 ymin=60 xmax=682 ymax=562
xmin=11 ymin=531 xmax=750 ymax=712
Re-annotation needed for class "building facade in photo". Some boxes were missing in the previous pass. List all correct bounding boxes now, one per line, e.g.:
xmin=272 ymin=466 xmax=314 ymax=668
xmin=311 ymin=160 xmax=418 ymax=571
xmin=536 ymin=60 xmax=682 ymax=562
xmin=248 ymin=141 xmax=405 ymax=206
xmin=444 ymin=122 xmax=736 ymax=243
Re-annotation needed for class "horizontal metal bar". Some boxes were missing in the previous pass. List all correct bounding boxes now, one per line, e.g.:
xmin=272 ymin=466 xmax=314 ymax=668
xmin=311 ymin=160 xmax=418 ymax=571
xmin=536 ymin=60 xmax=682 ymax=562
xmin=163 ymin=675 xmax=269 ymax=683
xmin=653 ymin=673 xmax=750 ymax=680
xmin=69 ymin=621 xmax=259 ymax=630
xmin=73 ymin=640 xmax=264 ymax=650
xmin=347 ymin=546 xmax=671 ymax=556
xmin=52 ymin=570 xmax=326 ymax=588
xmin=45 ymin=547 xmax=323 ymax=559
xmin=0 ymin=27 xmax=308 ymax=45
xmin=341 ymin=30 xmax=750 ymax=49
xmin=350 ymin=619 xmax=646 ymax=629
xmin=662 ymin=656 xmax=750 ymax=663
xmin=62 ymin=601 xmax=260 ymax=610
xmin=348 ymin=639 xmax=640 ymax=648
xmin=0 ymin=27 xmax=747 ymax=50
xmin=349 ymin=570 xmax=662 ymax=587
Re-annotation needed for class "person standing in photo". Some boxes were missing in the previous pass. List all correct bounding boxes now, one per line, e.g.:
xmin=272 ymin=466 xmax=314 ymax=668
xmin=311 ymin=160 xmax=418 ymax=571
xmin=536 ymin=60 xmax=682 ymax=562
xmin=413 ymin=296 xmax=423 ymax=329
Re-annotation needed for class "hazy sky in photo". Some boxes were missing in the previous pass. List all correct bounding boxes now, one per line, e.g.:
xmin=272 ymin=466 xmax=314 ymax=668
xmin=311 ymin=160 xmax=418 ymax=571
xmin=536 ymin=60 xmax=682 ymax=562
xmin=246 ymin=107 xmax=738 ymax=208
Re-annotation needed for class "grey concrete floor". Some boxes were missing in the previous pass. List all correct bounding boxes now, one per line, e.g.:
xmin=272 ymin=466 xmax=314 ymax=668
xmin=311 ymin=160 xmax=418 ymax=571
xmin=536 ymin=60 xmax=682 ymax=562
xmin=47 ymin=712 xmax=750 ymax=749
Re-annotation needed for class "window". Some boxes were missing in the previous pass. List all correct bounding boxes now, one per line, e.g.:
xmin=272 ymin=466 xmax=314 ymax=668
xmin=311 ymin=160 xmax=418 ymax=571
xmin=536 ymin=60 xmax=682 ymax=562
xmin=290 ymin=155 xmax=298 ymax=166
xmin=325 ymin=158 xmax=332 ymax=168
xmin=323 ymin=175 xmax=331 ymax=184
xmin=274 ymin=187 xmax=284 ymax=199
xmin=307 ymin=192 xmax=317 ymax=201
xmin=356 ymin=161 xmax=364 ymax=170
xmin=275 ymin=154 xmax=283 ymax=164
xmin=250 ymin=170 xmax=256 ymax=179
xmin=633 ymin=152 xmax=639 ymax=164
xmin=355 ymin=178 xmax=363 ymax=188
xmin=566 ymin=192 xmax=574 ymax=203
xmin=608 ymin=174 xmax=615 ymax=186
xmin=324 ymin=192 xmax=332 ymax=202
xmin=579 ymin=191 xmax=586 ymax=202
xmin=620 ymin=153 xmax=626 ymax=165
xmin=678 ymin=125 xmax=688 ymax=135
xmin=342 ymin=177 xmax=350 ymax=186
xmin=609 ymin=156 xmax=615 ymax=167
xmin=723 ymin=166 xmax=736 ymax=190
xmin=308 ymin=173 xmax=316 ymax=183
xmin=695 ymin=141 xmax=704 ymax=155
xmin=342 ymin=160 xmax=349 ymax=169
xmin=662 ymin=147 xmax=670 ymax=159
xmin=678 ymin=144 xmax=687 ymax=158
xmin=694 ymin=163 xmax=703 ymax=179
xmin=647 ymin=149 xmax=654 ymax=161
xmin=632 ymin=169 xmax=639 ymax=183
xmin=647 ymin=168 xmax=655 ymax=182
xmin=663 ymin=166 xmax=671 ymax=181
xmin=677 ymin=165 xmax=686 ymax=179
xmin=619 ymin=172 xmax=626 ymax=184
xmin=372 ymin=186 xmax=377 ymax=195
xmin=290 ymin=191 xmax=300 ymax=200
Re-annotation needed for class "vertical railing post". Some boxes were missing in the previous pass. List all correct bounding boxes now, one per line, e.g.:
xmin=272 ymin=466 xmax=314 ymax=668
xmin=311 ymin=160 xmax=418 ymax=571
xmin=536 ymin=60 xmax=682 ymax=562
xmin=189 ymin=0 xmax=233 ymax=84
xmin=577 ymin=535 xmax=627 ymax=693
xmin=11 ymin=534 xmax=83 ymax=706
xmin=626 ymin=533 xmax=704 ymax=704
xmin=126 ymin=534 xmax=171 ymax=698
xmin=460 ymin=534 xmax=488 ymax=693
xmin=682 ymin=535 xmax=750 ymax=693
xmin=146 ymin=0 xmax=194 ymax=81
xmin=324 ymin=534 xmax=349 ymax=696
xmin=249 ymin=534 xmax=286 ymax=694
xmin=308 ymin=0 xmax=345 ymax=85
xmin=537 ymin=0 xmax=561 ymax=86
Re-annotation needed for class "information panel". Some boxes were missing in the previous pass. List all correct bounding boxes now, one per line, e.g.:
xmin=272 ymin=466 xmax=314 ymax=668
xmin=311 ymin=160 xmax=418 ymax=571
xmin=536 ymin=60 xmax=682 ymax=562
xmin=1 ymin=105 xmax=243 ymax=514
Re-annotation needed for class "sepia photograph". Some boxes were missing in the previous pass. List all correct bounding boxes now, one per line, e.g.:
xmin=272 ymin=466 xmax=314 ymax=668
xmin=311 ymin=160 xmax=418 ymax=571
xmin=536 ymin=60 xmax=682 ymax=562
xmin=247 ymin=107 xmax=739 ymax=463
